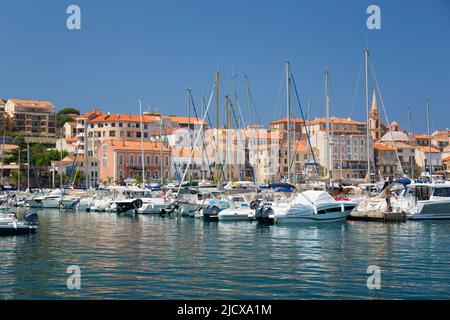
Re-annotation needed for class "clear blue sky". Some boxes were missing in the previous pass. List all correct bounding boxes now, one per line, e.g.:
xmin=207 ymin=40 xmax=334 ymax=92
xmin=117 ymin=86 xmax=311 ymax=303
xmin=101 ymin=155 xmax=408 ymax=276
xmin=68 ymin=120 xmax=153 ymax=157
xmin=1 ymin=0 xmax=449 ymax=133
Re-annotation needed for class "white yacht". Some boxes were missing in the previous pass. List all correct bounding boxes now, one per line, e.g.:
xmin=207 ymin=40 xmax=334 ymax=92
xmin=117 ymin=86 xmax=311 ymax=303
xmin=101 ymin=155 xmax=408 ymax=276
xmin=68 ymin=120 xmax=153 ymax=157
xmin=271 ymin=190 xmax=357 ymax=223
xmin=397 ymin=182 xmax=450 ymax=220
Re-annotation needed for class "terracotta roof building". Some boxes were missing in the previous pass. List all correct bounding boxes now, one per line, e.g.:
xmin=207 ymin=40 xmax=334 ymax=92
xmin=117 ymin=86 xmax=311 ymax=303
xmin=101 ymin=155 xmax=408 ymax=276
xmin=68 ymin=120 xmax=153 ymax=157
xmin=97 ymin=139 xmax=172 ymax=183
xmin=4 ymin=99 xmax=57 ymax=137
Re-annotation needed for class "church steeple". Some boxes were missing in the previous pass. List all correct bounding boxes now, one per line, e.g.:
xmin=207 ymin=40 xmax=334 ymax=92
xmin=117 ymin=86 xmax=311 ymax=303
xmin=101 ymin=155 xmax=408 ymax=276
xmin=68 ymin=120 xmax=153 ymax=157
xmin=371 ymin=90 xmax=378 ymax=111
xmin=369 ymin=90 xmax=382 ymax=141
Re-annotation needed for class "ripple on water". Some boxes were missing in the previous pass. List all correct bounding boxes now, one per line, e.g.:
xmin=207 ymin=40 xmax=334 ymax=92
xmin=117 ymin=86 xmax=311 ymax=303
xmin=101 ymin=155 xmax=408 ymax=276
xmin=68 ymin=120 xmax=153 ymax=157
xmin=1 ymin=209 xmax=450 ymax=299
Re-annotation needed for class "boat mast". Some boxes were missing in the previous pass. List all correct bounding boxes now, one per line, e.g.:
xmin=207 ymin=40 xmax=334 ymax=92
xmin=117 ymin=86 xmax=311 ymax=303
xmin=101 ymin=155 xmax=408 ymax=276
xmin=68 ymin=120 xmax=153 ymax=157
xmin=187 ymin=88 xmax=192 ymax=183
xmin=138 ymin=99 xmax=145 ymax=187
xmin=85 ymin=119 xmax=90 ymax=190
xmin=232 ymin=75 xmax=239 ymax=179
xmin=0 ymin=132 xmax=4 ymax=186
xmin=201 ymin=95 xmax=206 ymax=182
xmin=364 ymin=48 xmax=371 ymax=180
xmin=245 ymin=75 xmax=251 ymax=127
xmin=160 ymin=115 xmax=163 ymax=184
xmin=408 ymin=106 xmax=414 ymax=179
xmin=426 ymin=100 xmax=432 ymax=179
xmin=285 ymin=60 xmax=291 ymax=183
xmin=27 ymin=142 xmax=30 ymax=191
xmin=17 ymin=147 xmax=21 ymax=191
xmin=325 ymin=68 xmax=331 ymax=178
xmin=60 ymin=139 xmax=63 ymax=189
xmin=307 ymin=97 xmax=312 ymax=166
xmin=226 ymin=96 xmax=232 ymax=181
xmin=215 ymin=72 xmax=220 ymax=184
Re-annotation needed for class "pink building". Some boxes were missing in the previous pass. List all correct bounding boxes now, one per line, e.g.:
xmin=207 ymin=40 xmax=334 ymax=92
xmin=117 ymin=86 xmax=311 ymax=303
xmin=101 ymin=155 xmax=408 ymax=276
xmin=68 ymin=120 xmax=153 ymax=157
xmin=97 ymin=139 xmax=171 ymax=184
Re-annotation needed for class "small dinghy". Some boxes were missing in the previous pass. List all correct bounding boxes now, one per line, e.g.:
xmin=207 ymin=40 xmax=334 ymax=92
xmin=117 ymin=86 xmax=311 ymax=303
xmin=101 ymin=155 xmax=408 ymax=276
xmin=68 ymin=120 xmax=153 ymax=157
xmin=0 ymin=213 xmax=39 ymax=236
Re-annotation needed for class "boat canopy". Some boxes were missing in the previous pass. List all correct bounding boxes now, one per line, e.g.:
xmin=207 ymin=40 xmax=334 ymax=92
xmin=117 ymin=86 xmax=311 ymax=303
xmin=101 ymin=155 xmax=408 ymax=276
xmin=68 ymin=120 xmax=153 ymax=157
xmin=296 ymin=190 xmax=336 ymax=205
xmin=268 ymin=183 xmax=296 ymax=192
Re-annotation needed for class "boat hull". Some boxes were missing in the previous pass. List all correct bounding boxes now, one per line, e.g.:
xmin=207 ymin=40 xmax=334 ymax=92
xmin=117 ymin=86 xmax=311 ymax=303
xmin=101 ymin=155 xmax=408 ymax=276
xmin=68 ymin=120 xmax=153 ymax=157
xmin=218 ymin=208 xmax=253 ymax=221
xmin=407 ymin=200 xmax=450 ymax=220
xmin=0 ymin=226 xmax=37 ymax=236
xmin=274 ymin=203 xmax=356 ymax=224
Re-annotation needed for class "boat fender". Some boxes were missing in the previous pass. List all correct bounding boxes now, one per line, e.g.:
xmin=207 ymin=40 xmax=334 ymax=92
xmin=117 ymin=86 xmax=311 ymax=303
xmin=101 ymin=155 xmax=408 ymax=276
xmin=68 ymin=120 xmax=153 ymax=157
xmin=341 ymin=202 xmax=345 ymax=212
xmin=13 ymin=220 xmax=18 ymax=229
xmin=313 ymin=205 xmax=318 ymax=215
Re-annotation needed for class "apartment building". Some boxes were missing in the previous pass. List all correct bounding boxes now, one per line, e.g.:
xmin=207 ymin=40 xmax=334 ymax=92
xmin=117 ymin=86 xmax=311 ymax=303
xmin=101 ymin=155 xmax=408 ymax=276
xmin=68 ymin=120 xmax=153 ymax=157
xmin=63 ymin=122 xmax=77 ymax=139
xmin=0 ymin=99 xmax=5 ymax=130
xmin=4 ymin=99 xmax=57 ymax=137
xmin=97 ymin=139 xmax=171 ymax=184
xmin=415 ymin=146 xmax=443 ymax=174
xmin=246 ymin=127 xmax=282 ymax=183
xmin=378 ymin=131 xmax=415 ymax=177
xmin=309 ymin=117 xmax=368 ymax=180
xmin=374 ymin=143 xmax=398 ymax=177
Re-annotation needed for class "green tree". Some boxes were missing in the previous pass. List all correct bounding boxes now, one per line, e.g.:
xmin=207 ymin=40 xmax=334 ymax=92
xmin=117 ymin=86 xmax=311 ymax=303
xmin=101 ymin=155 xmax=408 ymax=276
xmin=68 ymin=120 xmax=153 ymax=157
xmin=133 ymin=173 xmax=143 ymax=185
xmin=9 ymin=171 xmax=26 ymax=187
xmin=57 ymin=108 xmax=80 ymax=127
xmin=72 ymin=168 xmax=85 ymax=187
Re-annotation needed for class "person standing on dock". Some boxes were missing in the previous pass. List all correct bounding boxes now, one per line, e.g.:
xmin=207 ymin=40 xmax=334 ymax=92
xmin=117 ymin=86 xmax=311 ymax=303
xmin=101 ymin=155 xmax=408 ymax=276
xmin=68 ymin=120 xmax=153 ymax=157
xmin=384 ymin=176 xmax=394 ymax=212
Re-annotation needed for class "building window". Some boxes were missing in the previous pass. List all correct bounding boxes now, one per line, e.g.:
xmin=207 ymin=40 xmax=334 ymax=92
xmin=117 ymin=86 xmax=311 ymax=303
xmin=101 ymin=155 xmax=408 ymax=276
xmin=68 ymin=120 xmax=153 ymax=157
xmin=109 ymin=131 xmax=115 ymax=137
xmin=164 ymin=156 xmax=169 ymax=167
xmin=119 ymin=170 xmax=123 ymax=178
xmin=164 ymin=171 xmax=169 ymax=179
xmin=155 ymin=155 xmax=159 ymax=166
xmin=138 ymin=155 xmax=142 ymax=165
xmin=154 ymin=171 xmax=159 ymax=179
xmin=119 ymin=123 xmax=123 ymax=127
xmin=102 ymin=144 xmax=107 ymax=151
xmin=129 ymin=155 xmax=134 ymax=166
xmin=146 ymin=155 xmax=151 ymax=166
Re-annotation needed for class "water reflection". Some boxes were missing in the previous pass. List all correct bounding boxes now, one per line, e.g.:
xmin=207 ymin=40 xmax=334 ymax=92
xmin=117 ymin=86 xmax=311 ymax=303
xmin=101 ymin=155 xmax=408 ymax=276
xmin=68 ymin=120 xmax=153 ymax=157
xmin=1 ymin=209 xmax=450 ymax=299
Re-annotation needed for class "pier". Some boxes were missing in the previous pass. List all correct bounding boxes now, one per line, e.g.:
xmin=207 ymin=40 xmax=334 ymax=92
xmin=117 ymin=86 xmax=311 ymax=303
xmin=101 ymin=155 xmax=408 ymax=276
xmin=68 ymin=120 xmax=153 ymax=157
xmin=348 ymin=210 xmax=407 ymax=222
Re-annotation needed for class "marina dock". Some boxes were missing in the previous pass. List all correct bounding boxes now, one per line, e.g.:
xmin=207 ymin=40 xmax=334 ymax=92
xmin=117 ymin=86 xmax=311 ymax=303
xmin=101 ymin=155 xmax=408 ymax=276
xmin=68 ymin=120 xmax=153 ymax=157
xmin=348 ymin=210 xmax=407 ymax=222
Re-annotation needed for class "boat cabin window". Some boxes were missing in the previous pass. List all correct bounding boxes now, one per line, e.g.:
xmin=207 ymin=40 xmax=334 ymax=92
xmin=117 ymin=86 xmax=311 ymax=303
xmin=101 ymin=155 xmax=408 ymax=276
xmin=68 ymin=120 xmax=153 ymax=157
xmin=232 ymin=197 xmax=245 ymax=203
xmin=414 ymin=186 xmax=432 ymax=201
xmin=433 ymin=187 xmax=450 ymax=197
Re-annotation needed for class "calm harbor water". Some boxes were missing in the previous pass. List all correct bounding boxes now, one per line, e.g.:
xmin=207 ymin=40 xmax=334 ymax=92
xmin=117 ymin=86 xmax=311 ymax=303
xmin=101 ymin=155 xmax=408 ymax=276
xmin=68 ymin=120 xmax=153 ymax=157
xmin=1 ymin=209 xmax=450 ymax=299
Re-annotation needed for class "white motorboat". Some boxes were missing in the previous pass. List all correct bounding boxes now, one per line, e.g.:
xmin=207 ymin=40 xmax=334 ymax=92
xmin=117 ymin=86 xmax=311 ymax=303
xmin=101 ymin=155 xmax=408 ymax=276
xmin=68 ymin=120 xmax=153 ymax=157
xmin=270 ymin=190 xmax=357 ymax=223
xmin=218 ymin=195 xmax=254 ymax=221
xmin=176 ymin=189 xmax=231 ymax=218
xmin=0 ymin=212 xmax=39 ymax=235
xmin=138 ymin=197 xmax=173 ymax=214
xmin=37 ymin=189 xmax=64 ymax=208
xmin=398 ymin=182 xmax=450 ymax=220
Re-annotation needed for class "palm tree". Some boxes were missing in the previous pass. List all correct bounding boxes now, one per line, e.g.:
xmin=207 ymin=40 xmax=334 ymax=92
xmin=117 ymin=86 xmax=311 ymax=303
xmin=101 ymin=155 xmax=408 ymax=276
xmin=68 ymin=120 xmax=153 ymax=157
xmin=133 ymin=173 xmax=143 ymax=186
